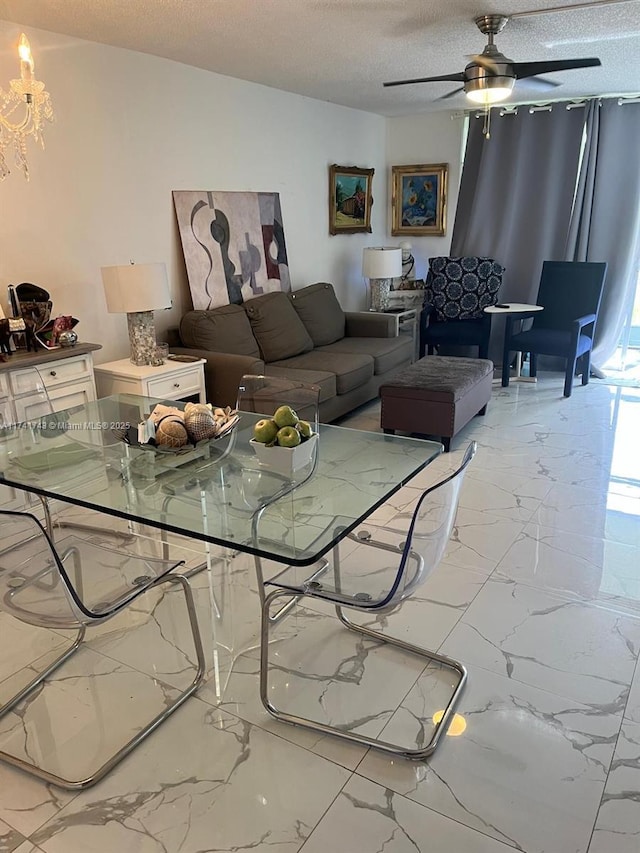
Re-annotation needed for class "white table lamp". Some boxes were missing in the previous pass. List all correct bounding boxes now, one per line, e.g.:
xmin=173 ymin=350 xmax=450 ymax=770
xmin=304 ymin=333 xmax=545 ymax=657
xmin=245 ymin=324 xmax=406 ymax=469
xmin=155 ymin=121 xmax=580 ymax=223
xmin=362 ymin=247 xmax=402 ymax=311
xmin=101 ymin=262 xmax=171 ymax=366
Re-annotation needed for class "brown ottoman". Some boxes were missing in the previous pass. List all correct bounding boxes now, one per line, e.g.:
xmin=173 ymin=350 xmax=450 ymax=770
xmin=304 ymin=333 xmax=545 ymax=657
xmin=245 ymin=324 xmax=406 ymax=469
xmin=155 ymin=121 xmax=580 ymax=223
xmin=380 ymin=356 xmax=493 ymax=451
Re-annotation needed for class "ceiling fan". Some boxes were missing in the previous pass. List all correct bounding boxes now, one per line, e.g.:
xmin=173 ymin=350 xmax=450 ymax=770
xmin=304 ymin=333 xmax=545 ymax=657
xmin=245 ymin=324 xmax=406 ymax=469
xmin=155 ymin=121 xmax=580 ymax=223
xmin=383 ymin=14 xmax=602 ymax=105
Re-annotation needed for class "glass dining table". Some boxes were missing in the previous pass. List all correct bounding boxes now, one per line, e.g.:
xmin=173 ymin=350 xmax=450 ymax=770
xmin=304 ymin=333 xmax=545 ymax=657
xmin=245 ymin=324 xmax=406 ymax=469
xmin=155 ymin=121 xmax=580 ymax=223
xmin=0 ymin=394 xmax=442 ymax=569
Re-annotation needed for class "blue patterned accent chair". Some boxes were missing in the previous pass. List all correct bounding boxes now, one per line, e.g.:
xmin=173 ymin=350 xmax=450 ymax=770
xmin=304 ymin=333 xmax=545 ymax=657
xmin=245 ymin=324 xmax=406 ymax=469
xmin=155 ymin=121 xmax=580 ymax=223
xmin=419 ymin=256 xmax=504 ymax=361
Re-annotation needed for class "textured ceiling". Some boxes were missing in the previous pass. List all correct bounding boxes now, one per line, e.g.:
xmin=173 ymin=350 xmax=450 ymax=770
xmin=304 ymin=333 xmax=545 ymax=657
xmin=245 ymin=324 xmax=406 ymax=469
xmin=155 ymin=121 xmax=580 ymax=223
xmin=0 ymin=0 xmax=639 ymax=116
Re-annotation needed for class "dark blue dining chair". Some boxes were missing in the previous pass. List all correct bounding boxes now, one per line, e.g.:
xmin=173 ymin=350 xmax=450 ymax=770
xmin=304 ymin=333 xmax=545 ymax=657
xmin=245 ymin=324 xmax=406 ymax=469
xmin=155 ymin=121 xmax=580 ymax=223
xmin=502 ymin=261 xmax=607 ymax=397
xmin=419 ymin=256 xmax=504 ymax=360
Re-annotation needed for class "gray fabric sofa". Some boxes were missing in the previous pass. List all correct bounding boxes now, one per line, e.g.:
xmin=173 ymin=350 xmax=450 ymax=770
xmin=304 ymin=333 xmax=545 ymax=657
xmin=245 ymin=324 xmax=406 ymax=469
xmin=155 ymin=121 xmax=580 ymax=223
xmin=169 ymin=282 xmax=413 ymax=422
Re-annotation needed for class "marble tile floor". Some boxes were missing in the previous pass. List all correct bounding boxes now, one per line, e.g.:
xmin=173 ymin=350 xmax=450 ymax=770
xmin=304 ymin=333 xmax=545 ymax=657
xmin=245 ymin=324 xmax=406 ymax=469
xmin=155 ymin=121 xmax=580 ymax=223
xmin=0 ymin=375 xmax=639 ymax=853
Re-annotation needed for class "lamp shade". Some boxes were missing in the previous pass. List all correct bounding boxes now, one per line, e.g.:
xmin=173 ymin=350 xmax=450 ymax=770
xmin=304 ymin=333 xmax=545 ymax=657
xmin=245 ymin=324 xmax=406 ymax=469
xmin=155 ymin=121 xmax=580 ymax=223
xmin=101 ymin=263 xmax=171 ymax=314
xmin=362 ymin=247 xmax=402 ymax=279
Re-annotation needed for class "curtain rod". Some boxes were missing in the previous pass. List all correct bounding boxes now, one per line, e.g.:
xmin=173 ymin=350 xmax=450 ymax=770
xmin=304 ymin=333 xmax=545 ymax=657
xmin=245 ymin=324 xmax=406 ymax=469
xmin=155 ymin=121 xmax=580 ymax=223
xmin=450 ymin=92 xmax=640 ymax=119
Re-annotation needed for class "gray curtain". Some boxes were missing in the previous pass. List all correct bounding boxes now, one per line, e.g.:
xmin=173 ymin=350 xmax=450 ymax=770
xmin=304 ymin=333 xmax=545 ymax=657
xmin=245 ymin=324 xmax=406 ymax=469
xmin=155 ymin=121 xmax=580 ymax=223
xmin=451 ymin=106 xmax=585 ymax=361
xmin=565 ymin=99 xmax=640 ymax=370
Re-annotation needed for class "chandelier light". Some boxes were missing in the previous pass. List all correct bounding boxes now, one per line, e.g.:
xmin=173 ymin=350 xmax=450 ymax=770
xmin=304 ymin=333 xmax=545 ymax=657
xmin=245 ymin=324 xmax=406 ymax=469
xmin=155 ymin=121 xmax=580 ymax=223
xmin=0 ymin=33 xmax=54 ymax=181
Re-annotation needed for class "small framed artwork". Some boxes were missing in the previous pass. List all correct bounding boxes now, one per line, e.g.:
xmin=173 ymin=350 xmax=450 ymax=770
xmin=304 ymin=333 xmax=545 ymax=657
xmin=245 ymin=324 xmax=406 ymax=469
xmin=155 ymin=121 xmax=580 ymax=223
xmin=329 ymin=164 xmax=374 ymax=235
xmin=391 ymin=163 xmax=448 ymax=237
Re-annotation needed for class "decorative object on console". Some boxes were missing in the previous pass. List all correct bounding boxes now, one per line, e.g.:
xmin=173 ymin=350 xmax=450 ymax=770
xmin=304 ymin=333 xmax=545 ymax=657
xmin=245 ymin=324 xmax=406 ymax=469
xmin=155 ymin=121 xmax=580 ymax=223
xmin=12 ymin=282 xmax=52 ymax=351
xmin=387 ymin=285 xmax=426 ymax=312
xmin=399 ymin=241 xmax=415 ymax=282
xmin=173 ymin=191 xmax=291 ymax=311
xmin=101 ymin=262 xmax=171 ymax=366
xmin=363 ymin=247 xmax=402 ymax=312
xmin=35 ymin=315 xmax=79 ymax=350
xmin=0 ymin=33 xmax=54 ymax=181
xmin=329 ymin=164 xmax=374 ymax=235
xmin=0 ymin=318 xmax=26 ymax=355
xmin=8 ymin=285 xmax=20 ymax=318
xmin=391 ymin=163 xmax=448 ymax=237
xmin=153 ymin=341 xmax=170 ymax=365
xmin=58 ymin=330 xmax=78 ymax=347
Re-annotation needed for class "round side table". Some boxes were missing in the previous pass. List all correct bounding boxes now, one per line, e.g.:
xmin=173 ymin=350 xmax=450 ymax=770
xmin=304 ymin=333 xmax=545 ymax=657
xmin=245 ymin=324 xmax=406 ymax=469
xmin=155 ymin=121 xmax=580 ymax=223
xmin=484 ymin=303 xmax=544 ymax=382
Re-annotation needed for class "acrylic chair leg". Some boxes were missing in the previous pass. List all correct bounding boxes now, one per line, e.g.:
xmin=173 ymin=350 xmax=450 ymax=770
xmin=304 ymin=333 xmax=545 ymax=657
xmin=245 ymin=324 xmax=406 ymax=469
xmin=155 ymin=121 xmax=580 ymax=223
xmin=255 ymin=552 xmax=330 ymax=624
xmin=39 ymin=494 xmax=136 ymax=545
xmin=0 ymin=627 xmax=86 ymax=718
xmin=0 ymin=574 xmax=205 ymax=790
xmin=260 ymin=586 xmax=467 ymax=760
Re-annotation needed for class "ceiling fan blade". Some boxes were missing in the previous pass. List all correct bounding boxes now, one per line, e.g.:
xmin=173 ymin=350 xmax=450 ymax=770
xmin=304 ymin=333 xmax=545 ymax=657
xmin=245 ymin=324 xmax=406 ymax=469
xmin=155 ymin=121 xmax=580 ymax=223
xmin=468 ymin=53 xmax=500 ymax=72
xmin=383 ymin=72 xmax=465 ymax=88
xmin=436 ymin=87 xmax=465 ymax=100
xmin=516 ymin=75 xmax=562 ymax=92
xmin=514 ymin=58 xmax=601 ymax=79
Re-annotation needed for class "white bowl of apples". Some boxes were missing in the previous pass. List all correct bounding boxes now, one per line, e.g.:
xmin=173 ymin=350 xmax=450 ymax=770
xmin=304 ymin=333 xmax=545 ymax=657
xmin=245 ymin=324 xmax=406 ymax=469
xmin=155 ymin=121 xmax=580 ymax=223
xmin=249 ymin=405 xmax=317 ymax=477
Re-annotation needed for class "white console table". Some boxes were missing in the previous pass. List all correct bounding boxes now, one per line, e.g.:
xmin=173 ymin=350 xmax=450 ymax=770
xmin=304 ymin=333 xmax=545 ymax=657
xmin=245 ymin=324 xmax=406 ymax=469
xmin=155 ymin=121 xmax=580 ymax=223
xmin=0 ymin=342 xmax=101 ymax=510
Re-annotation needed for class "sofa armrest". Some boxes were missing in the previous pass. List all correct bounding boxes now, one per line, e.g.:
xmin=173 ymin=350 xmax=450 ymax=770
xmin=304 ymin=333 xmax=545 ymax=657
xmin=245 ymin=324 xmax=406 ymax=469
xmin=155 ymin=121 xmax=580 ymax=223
xmin=344 ymin=312 xmax=396 ymax=338
xmin=170 ymin=347 xmax=265 ymax=407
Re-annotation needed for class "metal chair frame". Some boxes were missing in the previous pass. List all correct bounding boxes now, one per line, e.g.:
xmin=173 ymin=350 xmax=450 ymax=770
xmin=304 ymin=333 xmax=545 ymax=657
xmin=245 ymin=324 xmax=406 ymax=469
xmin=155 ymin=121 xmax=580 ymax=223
xmin=259 ymin=443 xmax=475 ymax=759
xmin=0 ymin=510 xmax=206 ymax=790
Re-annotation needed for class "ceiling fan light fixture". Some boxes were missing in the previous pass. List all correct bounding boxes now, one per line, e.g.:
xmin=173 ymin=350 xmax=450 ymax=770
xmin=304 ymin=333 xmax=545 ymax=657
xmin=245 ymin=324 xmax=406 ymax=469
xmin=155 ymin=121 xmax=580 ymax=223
xmin=465 ymin=77 xmax=514 ymax=105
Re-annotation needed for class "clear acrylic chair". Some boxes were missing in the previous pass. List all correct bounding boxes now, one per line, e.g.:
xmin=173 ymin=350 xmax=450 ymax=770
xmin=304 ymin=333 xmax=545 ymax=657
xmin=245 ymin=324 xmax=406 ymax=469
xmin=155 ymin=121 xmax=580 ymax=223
xmin=2 ymin=366 xmax=136 ymax=543
xmin=237 ymin=373 xmax=321 ymax=429
xmin=0 ymin=509 xmax=206 ymax=789
xmin=260 ymin=441 xmax=476 ymax=759
xmin=236 ymin=374 xmax=323 ymax=620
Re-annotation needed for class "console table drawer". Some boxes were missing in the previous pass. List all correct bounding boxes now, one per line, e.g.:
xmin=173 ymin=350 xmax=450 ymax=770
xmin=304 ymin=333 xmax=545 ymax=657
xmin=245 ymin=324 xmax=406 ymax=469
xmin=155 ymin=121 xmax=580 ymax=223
xmin=146 ymin=367 xmax=203 ymax=400
xmin=10 ymin=354 xmax=94 ymax=396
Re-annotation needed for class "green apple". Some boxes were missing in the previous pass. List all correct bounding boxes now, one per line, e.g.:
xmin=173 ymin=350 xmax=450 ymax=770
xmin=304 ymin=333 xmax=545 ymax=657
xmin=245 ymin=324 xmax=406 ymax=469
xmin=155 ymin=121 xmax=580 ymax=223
xmin=273 ymin=405 xmax=298 ymax=428
xmin=296 ymin=420 xmax=313 ymax=440
xmin=277 ymin=426 xmax=301 ymax=448
xmin=253 ymin=418 xmax=279 ymax=444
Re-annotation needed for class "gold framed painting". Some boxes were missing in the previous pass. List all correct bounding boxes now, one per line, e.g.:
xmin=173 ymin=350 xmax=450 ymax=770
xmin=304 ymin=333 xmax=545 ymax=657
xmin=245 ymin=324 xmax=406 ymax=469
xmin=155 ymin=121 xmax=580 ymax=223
xmin=391 ymin=163 xmax=448 ymax=237
xmin=329 ymin=164 xmax=374 ymax=235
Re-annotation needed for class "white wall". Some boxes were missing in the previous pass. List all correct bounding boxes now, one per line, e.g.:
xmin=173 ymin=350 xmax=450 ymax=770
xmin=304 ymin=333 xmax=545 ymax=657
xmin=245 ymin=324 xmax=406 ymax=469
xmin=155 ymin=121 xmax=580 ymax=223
xmin=0 ymin=22 xmax=463 ymax=364
xmin=386 ymin=113 xmax=466 ymax=280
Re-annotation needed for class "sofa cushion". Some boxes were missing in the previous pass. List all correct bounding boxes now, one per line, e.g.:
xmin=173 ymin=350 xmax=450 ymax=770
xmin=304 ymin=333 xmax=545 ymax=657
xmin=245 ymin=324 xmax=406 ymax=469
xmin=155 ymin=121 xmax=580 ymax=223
xmin=180 ymin=306 xmax=260 ymax=358
xmin=269 ymin=350 xmax=374 ymax=395
xmin=244 ymin=292 xmax=314 ymax=362
xmin=264 ymin=365 xmax=337 ymax=404
xmin=289 ymin=282 xmax=346 ymax=346
xmin=317 ymin=336 xmax=412 ymax=375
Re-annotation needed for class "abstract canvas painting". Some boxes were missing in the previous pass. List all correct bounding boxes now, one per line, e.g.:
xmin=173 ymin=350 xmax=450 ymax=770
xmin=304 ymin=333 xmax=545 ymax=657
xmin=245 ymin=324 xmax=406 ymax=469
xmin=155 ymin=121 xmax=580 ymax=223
xmin=173 ymin=191 xmax=291 ymax=309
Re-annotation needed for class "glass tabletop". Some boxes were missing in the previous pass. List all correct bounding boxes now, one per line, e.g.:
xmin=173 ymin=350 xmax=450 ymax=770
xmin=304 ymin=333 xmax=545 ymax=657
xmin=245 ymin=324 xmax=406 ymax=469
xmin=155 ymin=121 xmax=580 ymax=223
xmin=0 ymin=394 xmax=441 ymax=566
